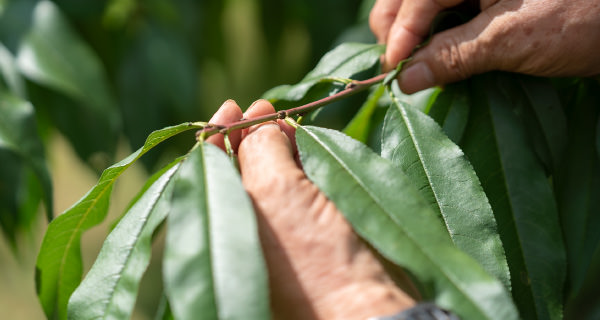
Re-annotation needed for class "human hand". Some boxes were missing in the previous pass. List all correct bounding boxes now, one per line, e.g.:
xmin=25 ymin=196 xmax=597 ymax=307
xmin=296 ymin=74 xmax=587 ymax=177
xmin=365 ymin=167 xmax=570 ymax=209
xmin=370 ymin=0 xmax=600 ymax=93
xmin=206 ymin=99 xmax=414 ymax=319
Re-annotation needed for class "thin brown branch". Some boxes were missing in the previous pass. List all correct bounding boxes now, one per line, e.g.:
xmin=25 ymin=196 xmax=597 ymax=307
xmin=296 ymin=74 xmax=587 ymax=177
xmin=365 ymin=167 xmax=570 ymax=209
xmin=196 ymin=72 xmax=389 ymax=141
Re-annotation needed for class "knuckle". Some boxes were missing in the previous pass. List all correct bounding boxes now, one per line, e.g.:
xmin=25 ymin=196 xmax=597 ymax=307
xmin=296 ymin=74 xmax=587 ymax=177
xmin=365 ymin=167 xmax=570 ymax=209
xmin=436 ymin=37 xmax=471 ymax=80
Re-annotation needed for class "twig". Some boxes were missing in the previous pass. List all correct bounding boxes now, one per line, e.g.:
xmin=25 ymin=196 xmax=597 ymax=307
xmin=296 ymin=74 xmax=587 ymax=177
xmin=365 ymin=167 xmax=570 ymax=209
xmin=195 ymin=72 xmax=389 ymax=141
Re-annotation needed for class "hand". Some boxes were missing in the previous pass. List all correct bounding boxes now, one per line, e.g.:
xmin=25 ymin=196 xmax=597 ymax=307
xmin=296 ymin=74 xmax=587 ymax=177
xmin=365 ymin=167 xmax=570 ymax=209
xmin=206 ymin=99 xmax=414 ymax=320
xmin=370 ymin=0 xmax=600 ymax=93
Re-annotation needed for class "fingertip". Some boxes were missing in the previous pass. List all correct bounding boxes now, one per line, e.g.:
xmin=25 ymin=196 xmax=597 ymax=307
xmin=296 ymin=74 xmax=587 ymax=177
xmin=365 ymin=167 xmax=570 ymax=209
xmin=244 ymin=99 xmax=276 ymax=118
xmin=243 ymin=99 xmax=277 ymax=138
xmin=206 ymin=99 xmax=243 ymax=151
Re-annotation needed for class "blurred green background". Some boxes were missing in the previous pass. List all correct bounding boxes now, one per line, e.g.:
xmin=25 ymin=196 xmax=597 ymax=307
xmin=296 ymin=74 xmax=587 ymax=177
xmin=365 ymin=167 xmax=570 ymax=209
xmin=0 ymin=0 xmax=375 ymax=318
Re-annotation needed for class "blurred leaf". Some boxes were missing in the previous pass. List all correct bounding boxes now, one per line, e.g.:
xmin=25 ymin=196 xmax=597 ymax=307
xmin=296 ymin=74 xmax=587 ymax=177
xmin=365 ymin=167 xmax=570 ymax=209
xmin=15 ymin=0 xmax=120 ymax=162
xmin=343 ymin=84 xmax=385 ymax=142
xmin=426 ymin=82 xmax=469 ymax=144
xmin=296 ymin=125 xmax=518 ymax=320
xmin=163 ymin=143 xmax=269 ymax=320
xmin=0 ymin=43 xmax=26 ymax=97
xmin=0 ymin=90 xmax=52 ymax=237
xmin=263 ymin=42 xmax=383 ymax=102
xmin=36 ymin=122 xmax=203 ymax=320
xmin=117 ymin=23 xmax=198 ymax=169
xmin=67 ymin=159 xmax=181 ymax=320
xmin=555 ymin=79 xmax=600 ymax=297
xmin=381 ymin=93 xmax=510 ymax=289
xmin=461 ymin=73 xmax=566 ymax=320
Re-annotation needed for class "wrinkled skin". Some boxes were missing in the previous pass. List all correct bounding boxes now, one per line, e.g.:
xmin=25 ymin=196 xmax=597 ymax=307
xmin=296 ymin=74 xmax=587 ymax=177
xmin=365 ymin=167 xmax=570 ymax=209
xmin=370 ymin=0 xmax=600 ymax=93
xmin=207 ymin=99 xmax=414 ymax=320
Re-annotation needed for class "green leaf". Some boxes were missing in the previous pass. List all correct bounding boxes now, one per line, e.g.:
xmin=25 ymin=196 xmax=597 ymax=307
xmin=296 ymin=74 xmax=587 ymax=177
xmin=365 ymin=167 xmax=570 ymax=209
xmin=263 ymin=42 xmax=384 ymax=102
xmin=0 ymin=43 xmax=26 ymax=97
xmin=163 ymin=143 xmax=269 ymax=320
xmin=426 ymin=82 xmax=470 ymax=144
xmin=343 ymin=84 xmax=385 ymax=142
xmin=67 ymin=159 xmax=181 ymax=320
xmin=15 ymin=0 xmax=120 ymax=161
xmin=389 ymin=81 xmax=440 ymax=113
xmin=35 ymin=122 xmax=203 ymax=320
xmin=460 ymin=73 xmax=566 ymax=320
xmin=0 ymin=90 xmax=52 ymax=236
xmin=517 ymin=76 xmax=567 ymax=172
xmin=118 ymin=24 xmax=199 ymax=169
xmin=296 ymin=125 xmax=518 ymax=320
xmin=381 ymin=93 xmax=510 ymax=289
xmin=554 ymin=79 xmax=600 ymax=297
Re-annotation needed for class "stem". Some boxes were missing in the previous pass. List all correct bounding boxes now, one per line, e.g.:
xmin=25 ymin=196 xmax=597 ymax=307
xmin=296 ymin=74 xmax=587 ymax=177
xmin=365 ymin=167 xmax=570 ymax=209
xmin=196 ymin=72 xmax=388 ymax=141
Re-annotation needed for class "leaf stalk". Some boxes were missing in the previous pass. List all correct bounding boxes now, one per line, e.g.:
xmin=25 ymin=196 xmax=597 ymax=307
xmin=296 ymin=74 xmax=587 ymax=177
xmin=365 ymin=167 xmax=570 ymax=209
xmin=195 ymin=72 xmax=389 ymax=141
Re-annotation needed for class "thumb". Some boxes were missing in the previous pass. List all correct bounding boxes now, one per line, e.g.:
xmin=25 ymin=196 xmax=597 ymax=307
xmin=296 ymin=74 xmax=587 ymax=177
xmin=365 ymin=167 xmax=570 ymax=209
xmin=238 ymin=123 xmax=304 ymax=202
xmin=398 ymin=10 xmax=501 ymax=94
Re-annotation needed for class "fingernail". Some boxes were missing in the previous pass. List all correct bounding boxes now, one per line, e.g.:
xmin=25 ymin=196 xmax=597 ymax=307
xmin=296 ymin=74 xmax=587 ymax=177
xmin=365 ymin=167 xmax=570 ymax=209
xmin=248 ymin=122 xmax=280 ymax=135
xmin=211 ymin=100 xmax=235 ymax=121
xmin=399 ymin=62 xmax=435 ymax=94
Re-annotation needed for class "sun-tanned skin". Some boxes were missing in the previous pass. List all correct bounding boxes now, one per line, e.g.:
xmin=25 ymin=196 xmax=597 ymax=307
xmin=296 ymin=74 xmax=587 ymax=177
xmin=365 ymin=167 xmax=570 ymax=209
xmin=207 ymin=1 xmax=600 ymax=318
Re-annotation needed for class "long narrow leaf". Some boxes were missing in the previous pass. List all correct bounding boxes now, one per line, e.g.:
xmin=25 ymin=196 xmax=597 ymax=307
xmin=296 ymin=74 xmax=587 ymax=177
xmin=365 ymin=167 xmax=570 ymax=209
xmin=426 ymin=82 xmax=470 ymax=144
xmin=381 ymin=93 xmax=510 ymax=289
xmin=461 ymin=73 xmax=566 ymax=320
xmin=343 ymin=84 xmax=386 ymax=142
xmin=555 ymin=79 xmax=600 ymax=297
xmin=296 ymin=125 xmax=518 ymax=320
xmin=263 ymin=42 xmax=384 ymax=102
xmin=67 ymin=159 xmax=181 ymax=319
xmin=517 ymin=76 xmax=567 ymax=172
xmin=36 ymin=122 xmax=203 ymax=320
xmin=163 ymin=143 xmax=269 ymax=320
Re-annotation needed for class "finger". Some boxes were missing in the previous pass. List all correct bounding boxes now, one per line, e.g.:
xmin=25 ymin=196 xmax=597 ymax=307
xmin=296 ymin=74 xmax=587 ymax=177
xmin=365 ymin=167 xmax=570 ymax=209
xmin=398 ymin=4 xmax=508 ymax=94
xmin=238 ymin=123 xmax=303 ymax=199
xmin=369 ymin=0 xmax=403 ymax=43
xmin=384 ymin=0 xmax=463 ymax=70
xmin=206 ymin=100 xmax=243 ymax=152
xmin=242 ymin=99 xmax=277 ymax=139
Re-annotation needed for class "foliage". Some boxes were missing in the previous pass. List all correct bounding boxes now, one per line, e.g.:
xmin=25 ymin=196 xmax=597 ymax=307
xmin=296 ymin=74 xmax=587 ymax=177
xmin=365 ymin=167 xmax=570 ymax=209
xmin=0 ymin=0 xmax=598 ymax=319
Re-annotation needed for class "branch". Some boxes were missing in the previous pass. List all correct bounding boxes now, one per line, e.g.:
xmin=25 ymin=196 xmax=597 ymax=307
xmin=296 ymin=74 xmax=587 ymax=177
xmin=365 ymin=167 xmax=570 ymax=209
xmin=195 ymin=72 xmax=389 ymax=141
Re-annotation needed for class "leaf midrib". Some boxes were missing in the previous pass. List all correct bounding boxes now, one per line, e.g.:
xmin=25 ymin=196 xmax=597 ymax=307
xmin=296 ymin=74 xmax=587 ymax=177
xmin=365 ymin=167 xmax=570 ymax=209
xmin=301 ymin=127 xmax=496 ymax=319
xmin=388 ymin=95 xmax=451 ymax=234
xmin=101 ymin=165 xmax=179 ymax=318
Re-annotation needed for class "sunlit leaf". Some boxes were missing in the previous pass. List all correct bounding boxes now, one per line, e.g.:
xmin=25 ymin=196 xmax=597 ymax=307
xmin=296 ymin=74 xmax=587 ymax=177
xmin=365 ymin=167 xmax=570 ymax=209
xmin=381 ymin=93 xmax=510 ymax=289
xmin=389 ymin=81 xmax=440 ymax=113
xmin=343 ymin=84 xmax=385 ymax=143
xmin=263 ymin=42 xmax=384 ymax=102
xmin=35 ymin=122 xmax=203 ymax=320
xmin=163 ymin=143 xmax=269 ymax=320
xmin=0 ymin=90 xmax=51 ymax=239
xmin=0 ymin=43 xmax=25 ymax=97
xmin=67 ymin=160 xmax=181 ymax=320
xmin=461 ymin=73 xmax=566 ymax=320
xmin=296 ymin=125 xmax=518 ymax=320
